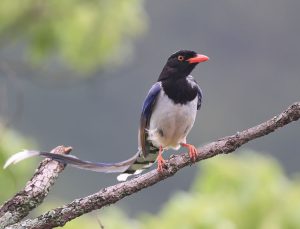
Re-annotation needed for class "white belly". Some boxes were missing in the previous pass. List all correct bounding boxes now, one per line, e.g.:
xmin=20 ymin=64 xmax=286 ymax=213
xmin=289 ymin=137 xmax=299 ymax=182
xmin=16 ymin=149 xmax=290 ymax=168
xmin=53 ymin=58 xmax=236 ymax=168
xmin=148 ymin=91 xmax=198 ymax=149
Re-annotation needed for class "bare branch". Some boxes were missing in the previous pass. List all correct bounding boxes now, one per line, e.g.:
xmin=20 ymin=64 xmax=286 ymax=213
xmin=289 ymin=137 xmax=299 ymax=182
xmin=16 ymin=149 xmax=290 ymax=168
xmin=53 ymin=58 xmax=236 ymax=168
xmin=5 ymin=102 xmax=300 ymax=229
xmin=0 ymin=146 xmax=72 ymax=228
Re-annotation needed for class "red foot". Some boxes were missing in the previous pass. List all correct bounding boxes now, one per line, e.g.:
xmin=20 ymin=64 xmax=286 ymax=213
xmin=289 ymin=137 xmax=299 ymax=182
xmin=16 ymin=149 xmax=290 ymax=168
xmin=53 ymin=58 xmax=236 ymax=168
xmin=181 ymin=143 xmax=198 ymax=162
xmin=157 ymin=146 xmax=166 ymax=173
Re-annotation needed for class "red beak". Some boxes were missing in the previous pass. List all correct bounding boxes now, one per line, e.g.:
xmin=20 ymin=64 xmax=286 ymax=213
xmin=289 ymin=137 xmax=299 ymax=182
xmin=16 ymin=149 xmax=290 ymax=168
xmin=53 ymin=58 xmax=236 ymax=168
xmin=187 ymin=54 xmax=209 ymax=64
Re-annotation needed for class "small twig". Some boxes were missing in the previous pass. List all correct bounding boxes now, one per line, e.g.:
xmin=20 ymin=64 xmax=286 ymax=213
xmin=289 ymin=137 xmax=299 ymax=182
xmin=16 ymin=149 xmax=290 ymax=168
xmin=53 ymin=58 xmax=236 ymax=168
xmin=96 ymin=214 xmax=105 ymax=229
xmin=6 ymin=102 xmax=300 ymax=229
xmin=0 ymin=146 xmax=72 ymax=228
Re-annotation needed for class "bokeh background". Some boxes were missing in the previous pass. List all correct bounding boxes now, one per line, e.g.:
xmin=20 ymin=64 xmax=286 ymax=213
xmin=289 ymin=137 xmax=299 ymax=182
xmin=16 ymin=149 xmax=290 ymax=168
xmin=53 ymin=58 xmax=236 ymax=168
xmin=1 ymin=0 xmax=299 ymax=228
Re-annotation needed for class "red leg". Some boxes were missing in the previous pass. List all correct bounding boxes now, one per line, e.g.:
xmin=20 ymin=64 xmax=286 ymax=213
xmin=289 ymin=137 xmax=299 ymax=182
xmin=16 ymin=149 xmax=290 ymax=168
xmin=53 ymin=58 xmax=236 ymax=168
xmin=157 ymin=146 xmax=165 ymax=172
xmin=180 ymin=143 xmax=198 ymax=162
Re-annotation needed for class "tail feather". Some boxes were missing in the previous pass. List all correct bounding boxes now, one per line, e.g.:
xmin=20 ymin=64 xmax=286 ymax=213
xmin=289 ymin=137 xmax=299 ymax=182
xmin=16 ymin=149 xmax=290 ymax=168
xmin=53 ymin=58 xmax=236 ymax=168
xmin=3 ymin=150 xmax=40 ymax=169
xmin=4 ymin=150 xmax=139 ymax=173
xmin=4 ymin=148 xmax=159 ymax=181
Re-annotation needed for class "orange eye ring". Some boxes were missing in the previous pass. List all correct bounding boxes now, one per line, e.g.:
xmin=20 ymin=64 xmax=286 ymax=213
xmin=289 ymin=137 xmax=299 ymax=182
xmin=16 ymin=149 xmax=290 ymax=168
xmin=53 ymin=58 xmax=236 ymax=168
xmin=177 ymin=55 xmax=184 ymax=61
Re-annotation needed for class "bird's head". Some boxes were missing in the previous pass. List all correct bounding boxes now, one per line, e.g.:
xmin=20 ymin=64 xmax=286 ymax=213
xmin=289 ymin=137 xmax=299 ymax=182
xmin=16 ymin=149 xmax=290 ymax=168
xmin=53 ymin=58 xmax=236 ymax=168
xmin=158 ymin=50 xmax=209 ymax=81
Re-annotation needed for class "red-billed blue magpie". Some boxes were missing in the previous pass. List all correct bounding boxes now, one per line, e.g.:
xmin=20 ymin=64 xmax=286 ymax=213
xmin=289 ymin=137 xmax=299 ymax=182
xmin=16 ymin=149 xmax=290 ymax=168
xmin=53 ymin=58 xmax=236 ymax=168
xmin=4 ymin=50 xmax=209 ymax=181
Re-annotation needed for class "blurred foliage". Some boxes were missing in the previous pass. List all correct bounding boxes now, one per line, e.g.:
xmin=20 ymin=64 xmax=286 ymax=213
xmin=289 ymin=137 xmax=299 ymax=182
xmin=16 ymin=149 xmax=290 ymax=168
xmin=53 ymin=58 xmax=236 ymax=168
xmin=140 ymin=152 xmax=300 ymax=229
xmin=0 ymin=125 xmax=35 ymax=202
xmin=0 ymin=0 xmax=146 ymax=71
xmin=2 ymin=144 xmax=300 ymax=228
xmin=93 ymin=151 xmax=300 ymax=229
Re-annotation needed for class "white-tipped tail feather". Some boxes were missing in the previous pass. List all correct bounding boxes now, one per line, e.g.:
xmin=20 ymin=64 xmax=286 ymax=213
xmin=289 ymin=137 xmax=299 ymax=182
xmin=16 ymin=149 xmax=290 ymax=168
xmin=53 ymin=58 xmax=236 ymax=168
xmin=3 ymin=149 xmax=157 ymax=182
xmin=3 ymin=150 xmax=40 ymax=169
xmin=117 ymin=169 xmax=143 ymax=181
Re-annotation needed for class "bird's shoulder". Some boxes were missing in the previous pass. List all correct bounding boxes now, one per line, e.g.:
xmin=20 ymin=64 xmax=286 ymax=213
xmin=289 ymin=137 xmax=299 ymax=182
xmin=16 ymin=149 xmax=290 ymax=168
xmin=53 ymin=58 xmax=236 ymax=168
xmin=187 ymin=75 xmax=203 ymax=109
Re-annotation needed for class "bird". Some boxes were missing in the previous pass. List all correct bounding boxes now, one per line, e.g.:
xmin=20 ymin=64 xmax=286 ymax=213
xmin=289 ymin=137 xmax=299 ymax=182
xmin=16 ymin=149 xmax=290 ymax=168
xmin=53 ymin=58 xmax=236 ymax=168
xmin=3 ymin=50 xmax=209 ymax=181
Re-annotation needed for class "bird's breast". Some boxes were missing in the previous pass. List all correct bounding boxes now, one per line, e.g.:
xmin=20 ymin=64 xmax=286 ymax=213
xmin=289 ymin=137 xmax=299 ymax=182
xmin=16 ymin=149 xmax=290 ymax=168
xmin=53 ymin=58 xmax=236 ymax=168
xmin=148 ymin=91 xmax=197 ymax=149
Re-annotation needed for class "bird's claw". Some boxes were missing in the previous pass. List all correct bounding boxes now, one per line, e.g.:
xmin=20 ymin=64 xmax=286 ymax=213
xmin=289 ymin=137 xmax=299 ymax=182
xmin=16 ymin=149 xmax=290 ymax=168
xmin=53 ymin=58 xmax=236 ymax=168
xmin=189 ymin=145 xmax=198 ymax=162
xmin=157 ymin=155 xmax=166 ymax=173
xmin=181 ymin=143 xmax=198 ymax=163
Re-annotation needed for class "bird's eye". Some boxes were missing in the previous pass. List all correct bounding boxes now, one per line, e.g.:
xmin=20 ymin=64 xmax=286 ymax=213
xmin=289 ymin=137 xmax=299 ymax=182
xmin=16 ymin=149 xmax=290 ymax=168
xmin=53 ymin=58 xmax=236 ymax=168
xmin=177 ymin=55 xmax=184 ymax=61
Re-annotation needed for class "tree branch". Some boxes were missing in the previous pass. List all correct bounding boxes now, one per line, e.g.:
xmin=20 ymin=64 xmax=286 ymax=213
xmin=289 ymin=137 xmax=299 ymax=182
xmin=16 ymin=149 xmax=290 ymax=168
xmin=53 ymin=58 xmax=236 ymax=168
xmin=5 ymin=102 xmax=300 ymax=229
xmin=0 ymin=146 xmax=72 ymax=228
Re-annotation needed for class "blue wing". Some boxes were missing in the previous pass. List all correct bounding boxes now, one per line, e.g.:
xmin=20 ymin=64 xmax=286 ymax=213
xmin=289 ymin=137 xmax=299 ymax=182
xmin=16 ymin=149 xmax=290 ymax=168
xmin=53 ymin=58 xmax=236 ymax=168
xmin=139 ymin=82 xmax=162 ymax=157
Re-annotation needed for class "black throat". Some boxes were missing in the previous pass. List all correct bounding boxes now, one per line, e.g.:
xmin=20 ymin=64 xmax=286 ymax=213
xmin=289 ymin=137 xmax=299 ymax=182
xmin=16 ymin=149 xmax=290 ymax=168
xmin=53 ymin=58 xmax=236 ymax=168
xmin=161 ymin=77 xmax=198 ymax=105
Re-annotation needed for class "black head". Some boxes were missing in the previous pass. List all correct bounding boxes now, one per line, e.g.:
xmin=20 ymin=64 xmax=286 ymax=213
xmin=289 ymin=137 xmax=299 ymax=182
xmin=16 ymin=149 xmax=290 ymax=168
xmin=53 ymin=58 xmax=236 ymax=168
xmin=158 ymin=50 xmax=209 ymax=81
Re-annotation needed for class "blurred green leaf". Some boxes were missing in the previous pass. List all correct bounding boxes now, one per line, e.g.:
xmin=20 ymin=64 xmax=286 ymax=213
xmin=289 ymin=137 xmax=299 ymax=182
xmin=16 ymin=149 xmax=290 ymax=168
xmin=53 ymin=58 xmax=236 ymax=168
xmin=140 ymin=151 xmax=300 ymax=229
xmin=0 ymin=0 xmax=146 ymax=72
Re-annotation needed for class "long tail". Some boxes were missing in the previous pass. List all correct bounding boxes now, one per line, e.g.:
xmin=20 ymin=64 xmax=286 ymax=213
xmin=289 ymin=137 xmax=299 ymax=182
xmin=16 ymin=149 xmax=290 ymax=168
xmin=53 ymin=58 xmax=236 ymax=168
xmin=3 ymin=148 xmax=160 ymax=181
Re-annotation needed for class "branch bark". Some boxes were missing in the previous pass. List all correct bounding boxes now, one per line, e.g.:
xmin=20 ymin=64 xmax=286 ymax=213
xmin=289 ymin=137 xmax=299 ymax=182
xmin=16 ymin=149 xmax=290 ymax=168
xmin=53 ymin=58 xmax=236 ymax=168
xmin=0 ymin=146 xmax=72 ymax=228
xmin=4 ymin=102 xmax=300 ymax=229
